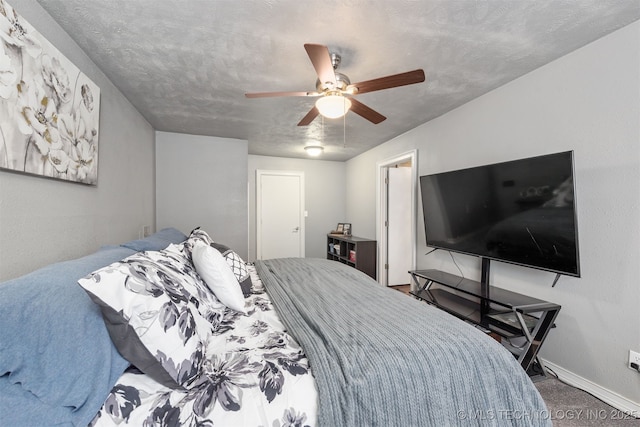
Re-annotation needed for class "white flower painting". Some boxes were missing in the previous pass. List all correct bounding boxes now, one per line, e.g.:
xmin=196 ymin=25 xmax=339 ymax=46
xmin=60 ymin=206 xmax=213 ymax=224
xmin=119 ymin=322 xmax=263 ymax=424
xmin=0 ymin=0 xmax=100 ymax=185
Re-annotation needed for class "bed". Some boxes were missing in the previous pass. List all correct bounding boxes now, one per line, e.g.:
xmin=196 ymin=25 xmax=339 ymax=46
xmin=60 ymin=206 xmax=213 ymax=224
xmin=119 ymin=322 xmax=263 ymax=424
xmin=0 ymin=228 xmax=551 ymax=426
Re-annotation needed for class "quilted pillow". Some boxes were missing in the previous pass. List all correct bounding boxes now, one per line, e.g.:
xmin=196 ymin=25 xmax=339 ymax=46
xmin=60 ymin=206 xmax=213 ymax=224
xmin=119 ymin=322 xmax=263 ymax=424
xmin=211 ymin=242 xmax=253 ymax=296
xmin=192 ymin=241 xmax=246 ymax=313
xmin=78 ymin=248 xmax=214 ymax=390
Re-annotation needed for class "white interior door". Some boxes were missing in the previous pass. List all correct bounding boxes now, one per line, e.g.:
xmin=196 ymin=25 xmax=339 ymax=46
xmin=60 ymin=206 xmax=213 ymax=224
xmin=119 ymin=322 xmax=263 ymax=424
xmin=387 ymin=166 xmax=412 ymax=286
xmin=257 ymin=170 xmax=305 ymax=259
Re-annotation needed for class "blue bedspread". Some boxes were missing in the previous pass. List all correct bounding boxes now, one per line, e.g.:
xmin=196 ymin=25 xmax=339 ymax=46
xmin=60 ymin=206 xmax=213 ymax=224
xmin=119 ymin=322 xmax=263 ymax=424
xmin=0 ymin=228 xmax=187 ymax=427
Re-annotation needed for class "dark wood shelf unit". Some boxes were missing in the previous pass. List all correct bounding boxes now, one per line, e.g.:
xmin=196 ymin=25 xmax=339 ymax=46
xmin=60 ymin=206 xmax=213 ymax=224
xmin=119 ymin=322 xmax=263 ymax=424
xmin=408 ymin=267 xmax=560 ymax=376
xmin=327 ymin=234 xmax=377 ymax=279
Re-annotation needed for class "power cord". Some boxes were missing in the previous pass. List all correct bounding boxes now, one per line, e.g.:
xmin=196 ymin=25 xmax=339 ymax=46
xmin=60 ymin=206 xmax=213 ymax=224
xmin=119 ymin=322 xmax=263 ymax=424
xmin=449 ymin=251 xmax=465 ymax=278
xmin=423 ymin=248 xmax=464 ymax=279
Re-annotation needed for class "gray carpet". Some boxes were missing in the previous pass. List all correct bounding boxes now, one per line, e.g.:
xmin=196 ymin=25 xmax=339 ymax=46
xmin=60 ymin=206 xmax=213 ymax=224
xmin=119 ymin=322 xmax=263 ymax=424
xmin=535 ymin=378 xmax=640 ymax=426
xmin=393 ymin=287 xmax=640 ymax=425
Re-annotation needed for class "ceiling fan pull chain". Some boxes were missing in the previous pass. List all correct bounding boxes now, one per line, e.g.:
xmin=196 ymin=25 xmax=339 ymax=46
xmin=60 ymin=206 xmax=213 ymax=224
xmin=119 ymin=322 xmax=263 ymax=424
xmin=343 ymin=102 xmax=347 ymax=149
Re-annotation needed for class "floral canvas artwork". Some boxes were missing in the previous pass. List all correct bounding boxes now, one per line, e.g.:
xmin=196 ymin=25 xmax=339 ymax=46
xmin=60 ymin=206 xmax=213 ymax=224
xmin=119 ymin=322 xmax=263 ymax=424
xmin=0 ymin=0 xmax=100 ymax=185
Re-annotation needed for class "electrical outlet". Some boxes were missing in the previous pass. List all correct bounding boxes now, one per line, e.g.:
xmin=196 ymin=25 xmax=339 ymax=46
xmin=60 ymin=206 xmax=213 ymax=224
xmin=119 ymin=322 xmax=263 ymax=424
xmin=143 ymin=225 xmax=151 ymax=237
xmin=629 ymin=350 xmax=640 ymax=372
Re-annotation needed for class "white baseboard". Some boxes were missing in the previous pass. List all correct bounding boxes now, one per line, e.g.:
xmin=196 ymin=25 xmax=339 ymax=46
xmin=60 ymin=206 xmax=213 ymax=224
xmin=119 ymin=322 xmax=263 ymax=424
xmin=541 ymin=359 xmax=640 ymax=419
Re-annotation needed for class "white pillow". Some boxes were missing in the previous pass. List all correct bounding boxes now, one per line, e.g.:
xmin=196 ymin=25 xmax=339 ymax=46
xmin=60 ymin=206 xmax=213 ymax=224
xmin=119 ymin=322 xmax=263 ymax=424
xmin=192 ymin=241 xmax=246 ymax=314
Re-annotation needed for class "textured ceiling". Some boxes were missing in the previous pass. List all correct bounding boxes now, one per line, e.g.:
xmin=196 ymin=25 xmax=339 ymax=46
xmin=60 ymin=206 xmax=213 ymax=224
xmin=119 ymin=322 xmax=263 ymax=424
xmin=35 ymin=0 xmax=640 ymax=161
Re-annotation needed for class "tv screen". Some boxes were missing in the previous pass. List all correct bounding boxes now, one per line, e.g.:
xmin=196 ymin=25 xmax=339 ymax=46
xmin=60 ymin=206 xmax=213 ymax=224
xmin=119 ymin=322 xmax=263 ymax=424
xmin=420 ymin=151 xmax=580 ymax=276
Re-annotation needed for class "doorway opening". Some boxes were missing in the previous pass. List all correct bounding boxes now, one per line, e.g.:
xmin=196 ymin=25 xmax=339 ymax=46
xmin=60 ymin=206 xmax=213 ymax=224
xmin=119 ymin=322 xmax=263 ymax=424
xmin=377 ymin=150 xmax=418 ymax=286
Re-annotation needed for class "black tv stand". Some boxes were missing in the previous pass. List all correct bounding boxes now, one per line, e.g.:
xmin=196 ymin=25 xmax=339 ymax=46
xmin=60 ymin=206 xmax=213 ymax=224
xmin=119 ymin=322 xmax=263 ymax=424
xmin=408 ymin=262 xmax=560 ymax=377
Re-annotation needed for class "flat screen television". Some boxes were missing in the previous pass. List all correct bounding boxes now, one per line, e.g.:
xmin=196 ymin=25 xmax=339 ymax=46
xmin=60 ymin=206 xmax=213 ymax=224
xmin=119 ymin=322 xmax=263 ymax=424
xmin=420 ymin=151 xmax=580 ymax=277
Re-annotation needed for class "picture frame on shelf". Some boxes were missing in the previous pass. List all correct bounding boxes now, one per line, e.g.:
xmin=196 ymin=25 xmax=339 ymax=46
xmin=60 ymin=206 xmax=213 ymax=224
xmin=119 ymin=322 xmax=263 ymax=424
xmin=343 ymin=223 xmax=352 ymax=236
xmin=336 ymin=223 xmax=344 ymax=233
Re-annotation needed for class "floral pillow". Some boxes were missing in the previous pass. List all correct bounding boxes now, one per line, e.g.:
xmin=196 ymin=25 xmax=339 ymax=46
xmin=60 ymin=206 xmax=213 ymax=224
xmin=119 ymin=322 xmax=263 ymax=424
xmin=182 ymin=227 xmax=215 ymax=259
xmin=78 ymin=248 xmax=215 ymax=390
xmin=161 ymin=243 xmax=228 ymax=323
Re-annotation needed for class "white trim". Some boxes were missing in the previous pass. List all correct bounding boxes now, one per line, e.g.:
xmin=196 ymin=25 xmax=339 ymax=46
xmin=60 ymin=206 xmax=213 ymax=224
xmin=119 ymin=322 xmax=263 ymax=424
xmin=247 ymin=179 xmax=250 ymax=262
xmin=256 ymin=170 xmax=305 ymax=259
xmin=376 ymin=150 xmax=418 ymax=285
xmin=542 ymin=359 xmax=640 ymax=418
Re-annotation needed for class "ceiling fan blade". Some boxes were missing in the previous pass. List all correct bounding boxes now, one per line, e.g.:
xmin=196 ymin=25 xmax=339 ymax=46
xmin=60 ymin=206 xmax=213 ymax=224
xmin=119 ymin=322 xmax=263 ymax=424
xmin=349 ymin=98 xmax=386 ymax=124
xmin=347 ymin=69 xmax=425 ymax=95
xmin=304 ymin=43 xmax=337 ymax=88
xmin=297 ymin=106 xmax=319 ymax=126
xmin=245 ymin=91 xmax=318 ymax=98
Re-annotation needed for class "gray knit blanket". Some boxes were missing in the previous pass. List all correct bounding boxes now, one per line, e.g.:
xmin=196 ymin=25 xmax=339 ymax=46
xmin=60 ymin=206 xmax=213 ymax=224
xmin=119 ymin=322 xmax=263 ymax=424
xmin=255 ymin=258 xmax=551 ymax=427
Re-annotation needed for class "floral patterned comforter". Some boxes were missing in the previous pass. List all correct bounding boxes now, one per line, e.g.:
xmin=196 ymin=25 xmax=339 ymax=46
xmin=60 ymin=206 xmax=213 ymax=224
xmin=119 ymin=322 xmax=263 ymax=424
xmin=90 ymin=265 xmax=318 ymax=427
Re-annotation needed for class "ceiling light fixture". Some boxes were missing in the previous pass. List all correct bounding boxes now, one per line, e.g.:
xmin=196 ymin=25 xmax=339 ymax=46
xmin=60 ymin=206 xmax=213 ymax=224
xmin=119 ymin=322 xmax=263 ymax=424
xmin=304 ymin=145 xmax=324 ymax=156
xmin=315 ymin=92 xmax=351 ymax=119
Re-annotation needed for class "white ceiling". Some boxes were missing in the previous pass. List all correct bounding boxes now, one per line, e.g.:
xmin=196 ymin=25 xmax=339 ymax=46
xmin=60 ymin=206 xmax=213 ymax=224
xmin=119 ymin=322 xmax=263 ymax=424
xmin=35 ymin=0 xmax=640 ymax=161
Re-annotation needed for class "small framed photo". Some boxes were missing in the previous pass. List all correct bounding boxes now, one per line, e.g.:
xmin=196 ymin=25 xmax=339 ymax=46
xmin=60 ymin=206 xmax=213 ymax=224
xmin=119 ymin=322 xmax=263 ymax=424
xmin=343 ymin=223 xmax=352 ymax=236
xmin=336 ymin=223 xmax=344 ymax=233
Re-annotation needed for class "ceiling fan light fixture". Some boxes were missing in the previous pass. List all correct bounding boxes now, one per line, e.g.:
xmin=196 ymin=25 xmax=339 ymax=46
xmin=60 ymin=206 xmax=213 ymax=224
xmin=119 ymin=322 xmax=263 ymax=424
xmin=315 ymin=93 xmax=352 ymax=119
xmin=304 ymin=145 xmax=324 ymax=156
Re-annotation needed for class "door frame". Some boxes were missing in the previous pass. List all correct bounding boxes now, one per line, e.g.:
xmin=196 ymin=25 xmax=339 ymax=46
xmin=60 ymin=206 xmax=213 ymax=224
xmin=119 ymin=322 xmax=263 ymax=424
xmin=376 ymin=150 xmax=418 ymax=285
xmin=256 ymin=170 xmax=305 ymax=259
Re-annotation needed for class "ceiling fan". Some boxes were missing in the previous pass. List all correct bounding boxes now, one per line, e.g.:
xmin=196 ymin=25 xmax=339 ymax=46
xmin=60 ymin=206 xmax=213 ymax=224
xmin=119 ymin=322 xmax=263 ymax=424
xmin=245 ymin=44 xmax=426 ymax=126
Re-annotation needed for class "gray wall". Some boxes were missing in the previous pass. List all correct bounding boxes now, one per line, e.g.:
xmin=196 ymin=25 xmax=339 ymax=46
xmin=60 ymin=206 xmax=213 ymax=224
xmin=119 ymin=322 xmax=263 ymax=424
xmin=0 ymin=0 xmax=155 ymax=281
xmin=247 ymin=155 xmax=346 ymax=262
xmin=155 ymin=146 xmax=346 ymax=263
xmin=156 ymin=132 xmax=248 ymax=259
xmin=346 ymin=22 xmax=640 ymax=409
